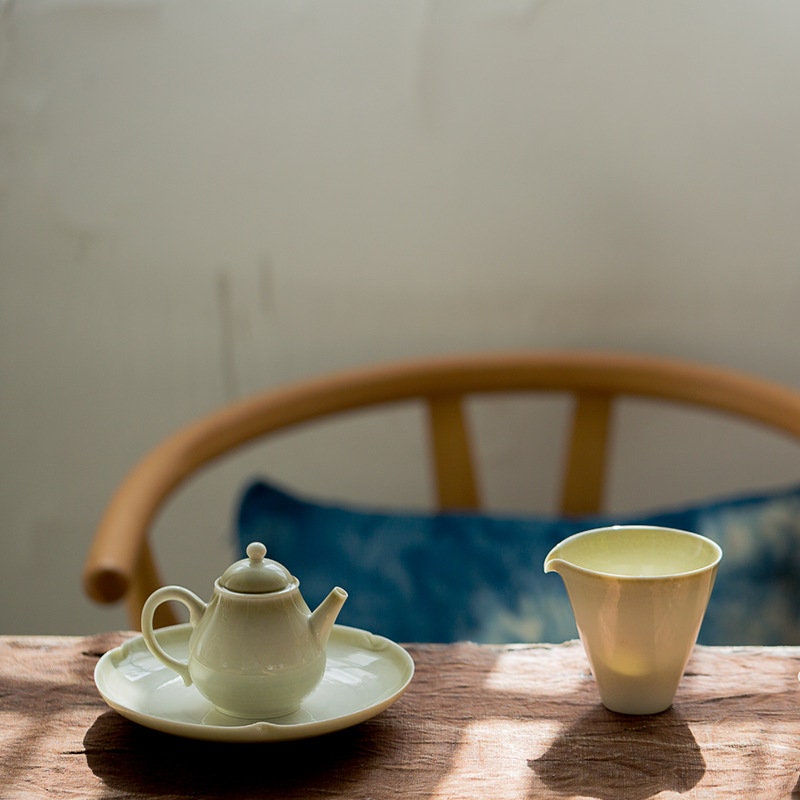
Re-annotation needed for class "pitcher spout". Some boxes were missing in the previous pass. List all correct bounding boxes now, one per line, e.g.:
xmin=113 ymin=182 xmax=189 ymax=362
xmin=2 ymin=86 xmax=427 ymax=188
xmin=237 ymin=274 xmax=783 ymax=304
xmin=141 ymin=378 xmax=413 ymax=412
xmin=544 ymin=538 xmax=572 ymax=575
xmin=543 ymin=556 xmax=569 ymax=575
xmin=309 ymin=586 xmax=348 ymax=647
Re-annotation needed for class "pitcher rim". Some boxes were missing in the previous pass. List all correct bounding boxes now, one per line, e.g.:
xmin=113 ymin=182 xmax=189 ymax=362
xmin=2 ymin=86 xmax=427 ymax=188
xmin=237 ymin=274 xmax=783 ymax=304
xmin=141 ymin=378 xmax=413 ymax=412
xmin=544 ymin=524 xmax=722 ymax=580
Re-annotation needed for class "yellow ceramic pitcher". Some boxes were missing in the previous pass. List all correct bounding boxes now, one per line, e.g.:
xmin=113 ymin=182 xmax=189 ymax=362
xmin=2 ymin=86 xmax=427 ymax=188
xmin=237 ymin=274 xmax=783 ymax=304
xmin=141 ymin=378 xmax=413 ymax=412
xmin=545 ymin=525 xmax=721 ymax=715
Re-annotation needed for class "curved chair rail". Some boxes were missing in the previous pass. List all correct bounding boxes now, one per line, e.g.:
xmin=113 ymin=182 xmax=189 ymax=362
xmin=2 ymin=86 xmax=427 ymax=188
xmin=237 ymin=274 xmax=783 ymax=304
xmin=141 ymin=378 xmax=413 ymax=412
xmin=82 ymin=350 xmax=800 ymax=628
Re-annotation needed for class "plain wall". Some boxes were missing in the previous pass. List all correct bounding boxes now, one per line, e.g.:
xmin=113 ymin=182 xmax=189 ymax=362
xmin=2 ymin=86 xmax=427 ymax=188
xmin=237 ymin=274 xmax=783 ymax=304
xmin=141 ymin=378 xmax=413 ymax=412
xmin=3 ymin=0 xmax=800 ymax=634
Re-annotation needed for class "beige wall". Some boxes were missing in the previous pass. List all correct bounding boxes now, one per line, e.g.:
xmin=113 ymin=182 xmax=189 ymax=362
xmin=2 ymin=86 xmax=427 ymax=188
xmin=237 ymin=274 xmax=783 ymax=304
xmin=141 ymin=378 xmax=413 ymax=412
xmin=3 ymin=0 xmax=800 ymax=633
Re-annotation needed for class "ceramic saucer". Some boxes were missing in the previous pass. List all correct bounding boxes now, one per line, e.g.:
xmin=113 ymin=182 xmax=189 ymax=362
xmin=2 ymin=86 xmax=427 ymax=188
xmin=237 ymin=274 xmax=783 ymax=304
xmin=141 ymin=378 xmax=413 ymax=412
xmin=94 ymin=623 xmax=414 ymax=742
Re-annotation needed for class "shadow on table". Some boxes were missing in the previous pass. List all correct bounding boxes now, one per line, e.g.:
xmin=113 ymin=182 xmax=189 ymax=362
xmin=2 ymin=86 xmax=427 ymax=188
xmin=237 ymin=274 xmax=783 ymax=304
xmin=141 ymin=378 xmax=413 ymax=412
xmin=529 ymin=706 xmax=705 ymax=800
xmin=84 ymin=710 xmax=407 ymax=799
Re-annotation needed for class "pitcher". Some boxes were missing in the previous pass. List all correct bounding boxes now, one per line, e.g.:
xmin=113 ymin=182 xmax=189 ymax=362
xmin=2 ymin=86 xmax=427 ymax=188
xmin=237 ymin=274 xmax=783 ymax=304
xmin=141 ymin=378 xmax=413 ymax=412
xmin=545 ymin=525 xmax=721 ymax=715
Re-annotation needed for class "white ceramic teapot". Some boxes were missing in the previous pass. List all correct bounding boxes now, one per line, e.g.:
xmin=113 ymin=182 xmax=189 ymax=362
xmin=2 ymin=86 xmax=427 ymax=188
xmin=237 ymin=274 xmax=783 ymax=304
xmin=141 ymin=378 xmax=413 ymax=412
xmin=141 ymin=542 xmax=348 ymax=719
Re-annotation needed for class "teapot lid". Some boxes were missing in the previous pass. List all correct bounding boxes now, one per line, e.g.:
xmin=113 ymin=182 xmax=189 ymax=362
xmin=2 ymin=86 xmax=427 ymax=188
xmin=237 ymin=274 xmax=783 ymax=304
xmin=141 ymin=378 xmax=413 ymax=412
xmin=219 ymin=542 xmax=294 ymax=593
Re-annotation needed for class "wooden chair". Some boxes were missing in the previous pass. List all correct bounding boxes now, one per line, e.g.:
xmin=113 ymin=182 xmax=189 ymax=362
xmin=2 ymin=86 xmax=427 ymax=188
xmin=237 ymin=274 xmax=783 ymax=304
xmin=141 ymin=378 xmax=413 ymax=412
xmin=82 ymin=350 xmax=800 ymax=629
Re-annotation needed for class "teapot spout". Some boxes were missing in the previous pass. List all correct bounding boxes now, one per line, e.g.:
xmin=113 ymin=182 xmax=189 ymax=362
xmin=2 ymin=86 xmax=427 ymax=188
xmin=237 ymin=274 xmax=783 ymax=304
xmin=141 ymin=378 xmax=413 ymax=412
xmin=309 ymin=587 xmax=348 ymax=647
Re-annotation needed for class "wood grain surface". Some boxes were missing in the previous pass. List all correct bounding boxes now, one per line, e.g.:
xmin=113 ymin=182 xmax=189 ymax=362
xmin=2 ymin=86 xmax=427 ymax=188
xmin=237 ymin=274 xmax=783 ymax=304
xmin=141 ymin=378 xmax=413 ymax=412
xmin=2 ymin=634 xmax=800 ymax=799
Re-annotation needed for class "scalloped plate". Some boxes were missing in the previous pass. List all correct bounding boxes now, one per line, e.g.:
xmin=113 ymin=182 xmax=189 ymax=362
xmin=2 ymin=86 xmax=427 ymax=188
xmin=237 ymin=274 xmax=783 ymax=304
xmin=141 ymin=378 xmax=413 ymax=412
xmin=95 ymin=623 xmax=414 ymax=742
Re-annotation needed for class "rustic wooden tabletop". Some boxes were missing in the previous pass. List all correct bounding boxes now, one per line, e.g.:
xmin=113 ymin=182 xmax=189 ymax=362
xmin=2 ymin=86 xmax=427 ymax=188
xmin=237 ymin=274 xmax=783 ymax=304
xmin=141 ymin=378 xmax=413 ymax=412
xmin=3 ymin=632 xmax=800 ymax=799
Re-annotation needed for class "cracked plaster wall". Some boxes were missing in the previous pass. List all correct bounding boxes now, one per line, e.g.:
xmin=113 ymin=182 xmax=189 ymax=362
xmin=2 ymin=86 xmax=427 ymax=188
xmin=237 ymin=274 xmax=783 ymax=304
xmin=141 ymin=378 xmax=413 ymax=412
xmin=3 ymin=0 xmax=800 ymax=633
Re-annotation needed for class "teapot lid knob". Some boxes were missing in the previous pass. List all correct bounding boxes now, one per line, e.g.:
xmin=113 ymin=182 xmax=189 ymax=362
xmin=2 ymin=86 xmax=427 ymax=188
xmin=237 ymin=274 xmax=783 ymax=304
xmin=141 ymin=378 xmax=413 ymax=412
xmin=219 ymin=541 xmax=294 ymax=593
xmin=247 ymin=542 xmax=267 ymax=562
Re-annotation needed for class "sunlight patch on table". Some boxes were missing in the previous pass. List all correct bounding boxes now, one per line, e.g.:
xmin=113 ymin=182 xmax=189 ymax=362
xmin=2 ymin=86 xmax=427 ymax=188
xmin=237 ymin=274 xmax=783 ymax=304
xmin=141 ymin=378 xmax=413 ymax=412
xmin=432 ymin=719 xmax=559 ymax=800
xmin=484 ymin=648 xmax=585 ymax=696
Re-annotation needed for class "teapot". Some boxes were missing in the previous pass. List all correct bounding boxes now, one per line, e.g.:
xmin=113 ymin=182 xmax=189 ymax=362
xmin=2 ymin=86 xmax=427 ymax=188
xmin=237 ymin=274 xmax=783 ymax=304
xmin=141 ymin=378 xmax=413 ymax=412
xmin=141 ymin=542 xmax=348 ymax=719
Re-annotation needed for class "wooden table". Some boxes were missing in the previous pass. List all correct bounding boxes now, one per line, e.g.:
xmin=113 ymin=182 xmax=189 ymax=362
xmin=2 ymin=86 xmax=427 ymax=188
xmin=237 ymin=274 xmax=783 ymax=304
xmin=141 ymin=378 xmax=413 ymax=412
xmin=3 ymin=632 xmax=800 ymax=799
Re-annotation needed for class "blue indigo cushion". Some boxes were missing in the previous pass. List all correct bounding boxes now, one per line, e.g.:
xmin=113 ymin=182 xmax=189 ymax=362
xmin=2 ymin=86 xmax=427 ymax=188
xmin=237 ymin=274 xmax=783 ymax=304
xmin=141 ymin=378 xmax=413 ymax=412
xmin=235 ymin=480 xmax=800 ymax=645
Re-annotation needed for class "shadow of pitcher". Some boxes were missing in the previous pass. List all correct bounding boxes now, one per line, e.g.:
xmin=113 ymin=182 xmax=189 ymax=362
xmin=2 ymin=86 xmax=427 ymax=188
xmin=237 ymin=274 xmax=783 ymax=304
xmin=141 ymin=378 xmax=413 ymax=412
xmin=530 ymin=706 xmax=705 ymax=800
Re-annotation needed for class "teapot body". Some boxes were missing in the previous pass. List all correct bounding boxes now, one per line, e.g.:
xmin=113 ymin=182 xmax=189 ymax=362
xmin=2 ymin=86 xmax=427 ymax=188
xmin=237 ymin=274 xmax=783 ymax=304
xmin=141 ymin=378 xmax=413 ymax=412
xmin=188 ymin=581 xmax=326 ymax=718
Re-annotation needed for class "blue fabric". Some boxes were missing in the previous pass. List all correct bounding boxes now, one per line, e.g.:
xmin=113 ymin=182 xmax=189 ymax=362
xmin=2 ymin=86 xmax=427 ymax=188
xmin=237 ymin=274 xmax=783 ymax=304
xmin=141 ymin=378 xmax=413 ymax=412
xmin=236 ymin=480 xmax=800 ymax=645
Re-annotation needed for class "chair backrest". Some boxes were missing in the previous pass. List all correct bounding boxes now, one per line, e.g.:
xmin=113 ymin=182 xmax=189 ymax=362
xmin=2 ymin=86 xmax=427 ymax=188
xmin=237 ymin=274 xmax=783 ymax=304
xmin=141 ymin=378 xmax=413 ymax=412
xmin=82 ymin=350 xmax=800 ymax=629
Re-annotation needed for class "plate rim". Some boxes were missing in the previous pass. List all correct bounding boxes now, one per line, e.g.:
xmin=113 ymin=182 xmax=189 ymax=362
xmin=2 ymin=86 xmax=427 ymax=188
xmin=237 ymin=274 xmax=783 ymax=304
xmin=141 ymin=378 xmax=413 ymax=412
xmin=94 ymin=622 xmax=414 ymax=742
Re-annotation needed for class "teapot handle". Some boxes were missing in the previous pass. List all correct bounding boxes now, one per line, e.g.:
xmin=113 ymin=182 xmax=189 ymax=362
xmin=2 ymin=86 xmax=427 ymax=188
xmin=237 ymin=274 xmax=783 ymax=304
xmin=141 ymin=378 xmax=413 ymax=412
xmin=140 ymin=586 xmax=207 ymax=686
